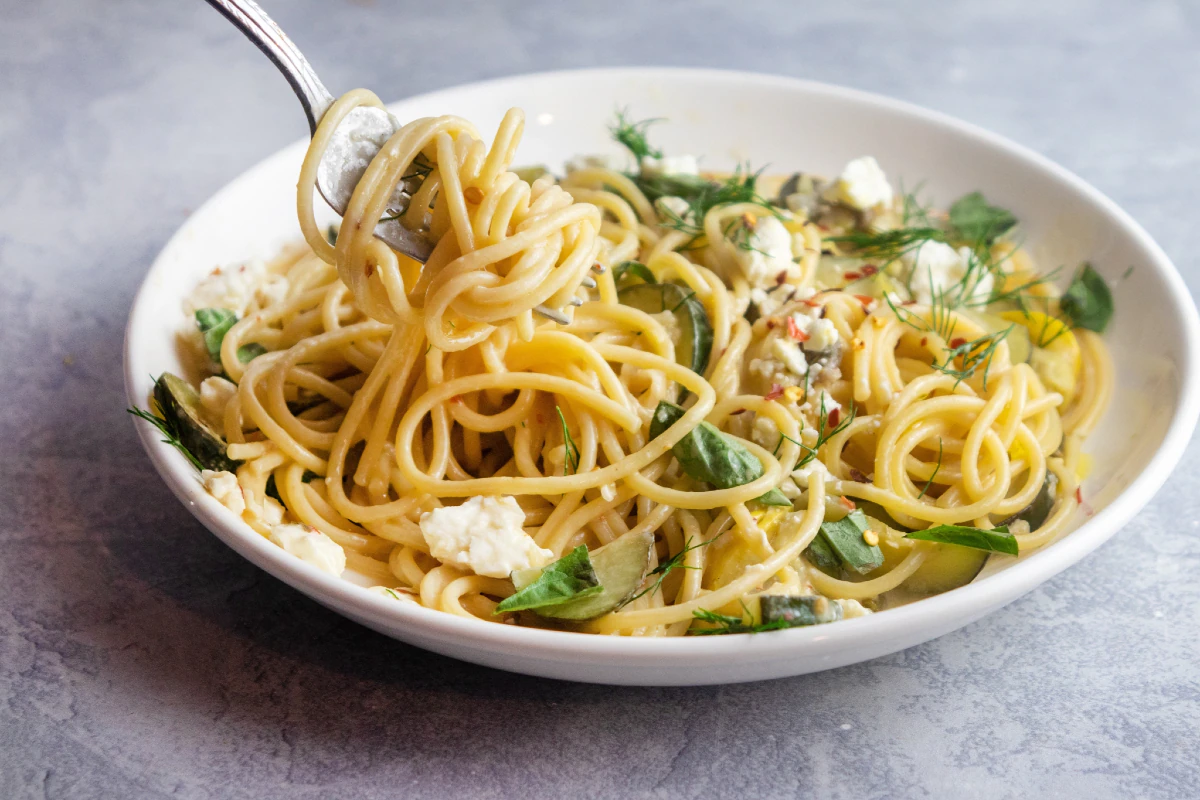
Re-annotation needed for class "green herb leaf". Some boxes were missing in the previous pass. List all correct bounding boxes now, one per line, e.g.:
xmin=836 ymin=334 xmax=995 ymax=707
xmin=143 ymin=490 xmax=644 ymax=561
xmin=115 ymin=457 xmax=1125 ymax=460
xmin=689 ymin=602 xmax=792 ymax=635
xmin=237 ymin=342 xmax=267 ymax=363
xmin=493 ymin=546 xmax=603 ymax=614
xmin=1059 ymin=263 xmax=1113 ymax=333
xmin=325 ymin=224 xmax=338 ymax=245
xmin=610 ymin=110 xmax=662 ymax=162
xmin=649 ymin=401 xmax=784 ymax=505
xmin=756 ymin=489 xmax=793 ymax=507
xmin=127 ymin=405 xmax=205 ymax=472
xmin=759 ymin=595 xmax=843 ymax=627
xmin=625 ymin=534 xmax=719 ymax=605
xmin=195 ymin=308 xmax=238 ymax=362
xmin=555 ymin=405 xmax=580 ymax=476
xmin=817 ymin=510 xmax=883 ymax=575
xmin=947 ymin=191 xmax=1017 ymax=245
xmin=906 ymin=524 xmax=1018 ymax=555
xmin=803 ymin=534 xmax=841 ymax=572
xmin=612 ymin=260 xmax=657 ymax=286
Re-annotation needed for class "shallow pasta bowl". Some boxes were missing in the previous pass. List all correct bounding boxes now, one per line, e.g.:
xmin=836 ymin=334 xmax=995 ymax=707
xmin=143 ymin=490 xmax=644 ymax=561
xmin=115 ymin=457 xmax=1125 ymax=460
xmin=125 ymin=67 xmax=1200 ymax=685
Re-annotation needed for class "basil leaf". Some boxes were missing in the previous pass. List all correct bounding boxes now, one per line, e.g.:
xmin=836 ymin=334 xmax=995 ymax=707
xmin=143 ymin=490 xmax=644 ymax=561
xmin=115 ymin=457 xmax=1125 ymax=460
xmin=818 ymin=510 xmax=883 ymax=574
xmin=612 ymin=260 xmax=657 ymax=286
xmin=760 ymin=595 xmax=843 ymax=627
xmin=756 ymin=488 xmax=793 ymax=507
xmin=493 ymin=546 xmax=603 ymax=614
xmin=1059 ymin=263 xmax=1113 ymax=333
xmin=649 ymin=401 xmax=786 ymax=505
xmin=906 ymin=524 xmax=1018 ymax=556
xmin=948 ymin=191 xmax=1017 ymax=245
xmin=803 ymin=534 xmax=841 ymax=572
xmin=237 ymin=342 xmax=267 ymax=363
xmin=195 ymin=308 xmax=238 ymax=362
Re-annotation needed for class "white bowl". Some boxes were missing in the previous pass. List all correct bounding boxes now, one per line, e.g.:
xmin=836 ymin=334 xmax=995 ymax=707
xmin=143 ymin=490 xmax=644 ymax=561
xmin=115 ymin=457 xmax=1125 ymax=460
xmin=125 ymin=68 xmax=1200 ymax=685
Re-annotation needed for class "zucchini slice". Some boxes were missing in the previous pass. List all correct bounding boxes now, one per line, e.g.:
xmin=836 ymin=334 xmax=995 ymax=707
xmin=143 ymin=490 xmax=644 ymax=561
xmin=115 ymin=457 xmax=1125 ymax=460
xmin=153 ymin=373 xmax=238 ymax=472
xmin=515 ymin=530 xmax=654 ymax=621
xmin=904 ymin=544 xmax=988 ymax=594
xmin=618 ymin=282 xmax=713 ymax=376
xmin=759 ymin=595 xmax=843 ymax=626
xmin=1004 ymin=473 xmax=1058 ymax=532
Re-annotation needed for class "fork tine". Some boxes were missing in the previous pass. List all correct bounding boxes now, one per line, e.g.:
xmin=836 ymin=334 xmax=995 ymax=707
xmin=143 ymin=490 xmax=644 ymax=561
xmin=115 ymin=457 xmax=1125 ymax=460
xmin=533 ymin=305 xmax=570 ymax=324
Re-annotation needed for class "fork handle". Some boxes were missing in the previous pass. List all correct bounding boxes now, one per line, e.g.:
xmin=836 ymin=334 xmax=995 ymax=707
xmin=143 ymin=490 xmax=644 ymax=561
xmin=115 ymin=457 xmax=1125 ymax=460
xmin=203 ymin=0 xmax=335 ymax=134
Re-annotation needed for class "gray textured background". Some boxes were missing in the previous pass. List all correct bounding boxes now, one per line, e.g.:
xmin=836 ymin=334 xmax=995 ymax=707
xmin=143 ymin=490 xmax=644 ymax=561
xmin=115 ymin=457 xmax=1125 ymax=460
xmin=3 ymin=1 xmax=1199 ymax=797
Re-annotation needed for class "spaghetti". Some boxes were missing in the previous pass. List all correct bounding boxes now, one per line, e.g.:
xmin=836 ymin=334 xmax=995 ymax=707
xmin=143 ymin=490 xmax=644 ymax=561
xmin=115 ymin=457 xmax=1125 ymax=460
xmin=151 ymin=96 xmax=1114 ymax=636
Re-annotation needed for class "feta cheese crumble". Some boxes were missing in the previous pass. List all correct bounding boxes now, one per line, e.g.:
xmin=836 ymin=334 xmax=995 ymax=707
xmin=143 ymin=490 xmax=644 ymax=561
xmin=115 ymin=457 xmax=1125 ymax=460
xmin=732 ymin=215 xmax=800 ymax=290
xmin=202 ymin=469 xmax=245 ymax=516
xmin=269 ymin=523 xmax=347 ymax=576
xmin=654 ymin=195 xmax=693 ymax=222
xmin=640 ymin=153 xmax=699 ymax=177
xmin=184 ymin=259 xmax=270 ymax=317
xmin=199 ymin=376 xmax=237 ymax=424
xmin=903 ymin=240 xmax=994 ymax=306
xmin=419 ymin=495 xmax=553 ymax=578
xmin=830 ymin=156 xmax=894 ymax=211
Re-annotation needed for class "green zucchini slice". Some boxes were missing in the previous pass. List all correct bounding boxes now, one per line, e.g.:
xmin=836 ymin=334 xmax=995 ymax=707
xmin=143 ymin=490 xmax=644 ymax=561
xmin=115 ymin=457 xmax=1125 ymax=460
xmin=514 ymin=530 xmax=654 ymax=621
xmin=618 ymin=282 xmax=713 ymax=376
xmin=904 ymin=544 xmax=988 ymax=594
xmin=153 ymin=373 xmax=239 ymax=472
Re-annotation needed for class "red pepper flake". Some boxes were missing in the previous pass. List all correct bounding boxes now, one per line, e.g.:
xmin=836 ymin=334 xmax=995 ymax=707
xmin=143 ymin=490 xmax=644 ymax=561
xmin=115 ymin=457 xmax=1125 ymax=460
xmin=776 ymin=270 xmax=789 ymax=285
xmin=764 ymin=384 xmax=785 ymax=401
xmin=449 ymin=395 xmax=462 ymax=404
xmin=853 ymin=294 xmax=874 ymax=307
xmin=1075 ymin=486 xmax=1094 ymax=516
xmin=765 ymin=319 xmax=778 ymax=330
xmin=920 ymin=336 xmax=928 ymax=347
xmin=844 ymin=271 xmax=862 ymax=281
xmin=861 ymin=264 xmax=879 ymax=277
xmin=731 ymin=408 xmax=746 ymax=415
xmin=950 ymin=337 xmax=967 ymax=349
xmin=838 ymin=496 xmax=857 ymax=511
xmin=828 ymin=407 xmax=841 ymax=427
xmin=848 ymin=467 xmax=870 ymax=483
xmin=786 ymin=316 xmax=810 ymax=342
xmin=801 ymin=297 xmax=822 ymax=308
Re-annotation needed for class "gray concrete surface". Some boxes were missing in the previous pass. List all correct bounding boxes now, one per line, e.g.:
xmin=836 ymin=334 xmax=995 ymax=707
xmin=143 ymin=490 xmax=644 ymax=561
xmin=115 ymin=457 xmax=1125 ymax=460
xmin=2 ymin=0 xmax=1198 ymax=797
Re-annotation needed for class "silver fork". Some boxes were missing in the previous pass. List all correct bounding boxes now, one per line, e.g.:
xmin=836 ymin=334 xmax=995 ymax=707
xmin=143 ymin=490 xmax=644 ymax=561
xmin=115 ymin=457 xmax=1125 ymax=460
xmin=203 ymin=0 xmax=597 ymax=323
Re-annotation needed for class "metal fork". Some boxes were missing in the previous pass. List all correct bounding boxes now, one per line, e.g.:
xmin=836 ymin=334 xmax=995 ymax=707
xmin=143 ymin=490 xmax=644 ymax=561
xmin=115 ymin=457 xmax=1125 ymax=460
xmin=203 ymin=0 xmax=596 ymax=323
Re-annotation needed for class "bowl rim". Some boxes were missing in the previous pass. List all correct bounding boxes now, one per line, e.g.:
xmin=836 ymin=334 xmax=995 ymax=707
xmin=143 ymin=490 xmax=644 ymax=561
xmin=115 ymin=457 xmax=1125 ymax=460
xmin=125 ymin=65 xmax=1200 ymax=664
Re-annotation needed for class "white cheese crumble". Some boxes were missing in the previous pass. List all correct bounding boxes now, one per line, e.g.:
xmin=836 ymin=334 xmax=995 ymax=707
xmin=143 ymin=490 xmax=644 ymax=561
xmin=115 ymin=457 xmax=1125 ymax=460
xmin=202 ymin=469 xmax=245 ymax=516
xmin=791 ymin=458 xmax=831 ymax=490
xmin=564 ymin=153 xmax=628 ymax=173
xmin=751 ymin=415 xmax=781 ymax=450
xmin=733 ymin=216 xmax=799 ymax=290
xmin=836 ymin=598 xmax=872 ymax=618
xmin=903 ymin=241 xmax=993 ymax=306
xmin=256 ymin=275 xmax=289 ymax=307
xmin=269 ymin=523 xmax=346 ymax=576
xmin=771 ymin=337 xmax=809 ymax=378
xmin=830 ymin=156 xmax=894 ymax=211
xmin=640 ymin=153 xmax=699 ymax=177
xmin=750 ymin=284 xmax=816 ymax=317
xmin=654 ymin=195 xmax=694 ymax=224
xmin=787 ymin=310 xmax=841 ymax=355
xmin=419 ymin=495 xmax=553 ymax=578
xmin=184 ymin=259 xmax=269 ymax=317
xmin=199 ymin=376 xmax=237 ymax=421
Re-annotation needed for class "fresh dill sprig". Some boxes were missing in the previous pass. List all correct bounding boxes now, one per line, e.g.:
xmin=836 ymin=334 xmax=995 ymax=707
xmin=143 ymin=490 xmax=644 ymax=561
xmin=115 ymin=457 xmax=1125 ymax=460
xmin=916 ymin=438 xmax=944 ymax=501
xmin=626 ymin=534 xmax=722 ymax=605
xmin=127 ymin=405 xmax=204 ymax=471
xmin=689 ymin=601 xmax=791 ymax=635
xmin=826 ymin=227 xmax=946 ymax=267
xmin=932 ymin=327 xmax=1013 ymax=390
xmin=793 ymin=396 xmax=857 ymax=470
xmin=898 ymin=182 xmax=937 ymax=228
xmin=611 ymin=109 xmax=663 ymax=162
xmin=555 ymin=405 xmax=580 ymax=475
